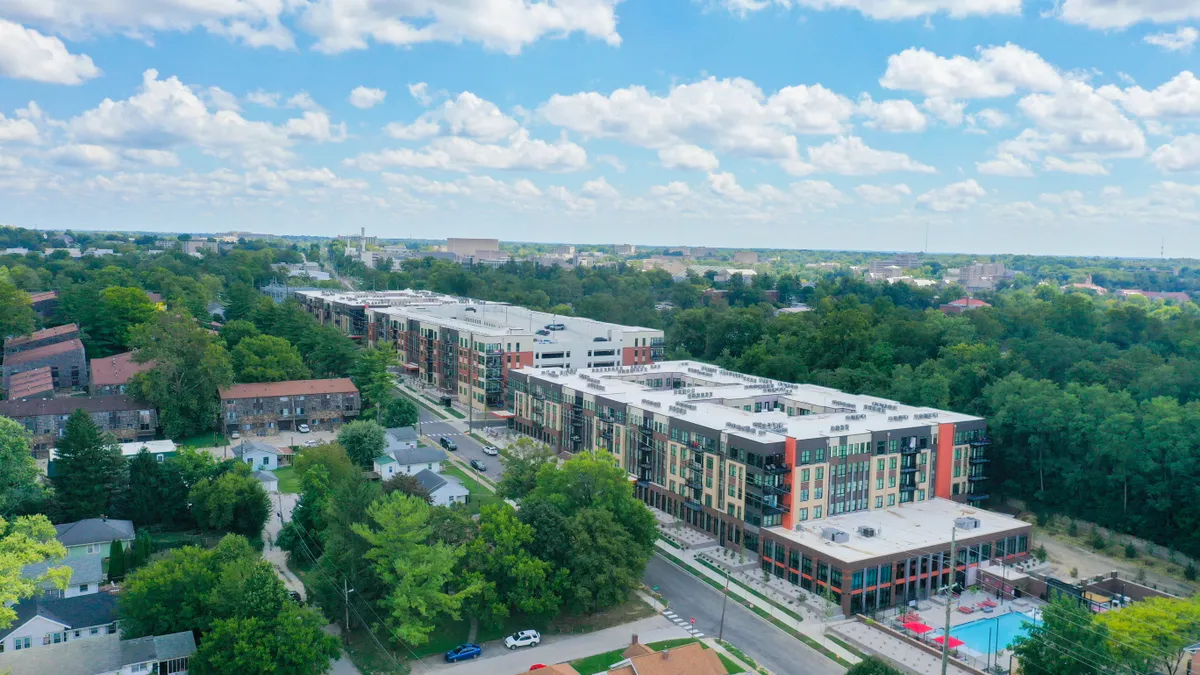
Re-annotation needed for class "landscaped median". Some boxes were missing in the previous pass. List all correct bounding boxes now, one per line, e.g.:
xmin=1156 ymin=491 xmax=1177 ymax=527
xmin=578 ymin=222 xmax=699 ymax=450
xmin=654 ymin=548 xmax=858 ymax=669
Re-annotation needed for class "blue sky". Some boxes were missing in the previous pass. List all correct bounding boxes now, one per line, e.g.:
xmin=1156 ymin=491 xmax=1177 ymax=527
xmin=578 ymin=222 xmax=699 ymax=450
xmin=2 ymin=1 xmax=1200 ymax=256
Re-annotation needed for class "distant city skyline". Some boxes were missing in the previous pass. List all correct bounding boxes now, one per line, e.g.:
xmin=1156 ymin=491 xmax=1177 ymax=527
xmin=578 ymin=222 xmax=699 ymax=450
xmin=2 ymin=1 xmax=1200 ymax=257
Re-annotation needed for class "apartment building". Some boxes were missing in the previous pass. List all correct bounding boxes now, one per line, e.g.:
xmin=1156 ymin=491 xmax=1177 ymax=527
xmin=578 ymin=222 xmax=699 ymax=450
xmin=90 ymin=352 xmax=156 ymax=395
xmin=508 ymin=361 xmax=1025 ymax=616
xmin=219 ymin=378 xmax=360 ymax=436
xmin=0 ymin=396 xmax=158 ymax=456
xmin=292 ymin=289 xmax=460 ymax=338
xmin=367 ymin=298 xmax=664 ymax=413
xmin=3 ymin=325 xmax=89 ymax=394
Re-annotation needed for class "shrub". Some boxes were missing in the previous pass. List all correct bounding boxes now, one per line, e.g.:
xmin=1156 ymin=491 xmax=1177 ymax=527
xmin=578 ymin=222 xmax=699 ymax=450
xmin=1125 ymin=542 xmax=1137 ymax=559
xmin=1090 ymin=532 xmax=1107 ymax=550
xmin=1186 ymin=562 xmax=1197 ymax=581
xmin=1069 ymin=566 xmax=1078 ymax=578
xmin=1067 ymin=521 xmax=1078 ymax=537
xmin=1035 ymin=544 xmax=1048 ymax=562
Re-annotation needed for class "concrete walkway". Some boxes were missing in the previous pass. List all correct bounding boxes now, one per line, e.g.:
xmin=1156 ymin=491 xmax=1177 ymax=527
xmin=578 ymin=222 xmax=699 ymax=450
xmin=654 ymin=540 xmax=860 ymax=665
xmin=830 ymin=621 xmax=976 ymax=675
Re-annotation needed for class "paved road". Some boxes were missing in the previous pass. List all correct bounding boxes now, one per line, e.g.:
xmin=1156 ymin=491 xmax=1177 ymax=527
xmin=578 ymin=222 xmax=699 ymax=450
xmin=416 ymin=409 xmax=507 ymax=479
xmin=421 ymin=615 xmax=689 ymax=675
xmin=644 ymin=556 xmax=845 ymax=675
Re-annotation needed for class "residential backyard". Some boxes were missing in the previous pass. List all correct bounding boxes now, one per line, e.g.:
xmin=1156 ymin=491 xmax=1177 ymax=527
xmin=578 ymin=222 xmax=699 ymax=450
xmin=441 ymin=464 xmax=502 ymax=514
xmin=272 ymin=466 xmax=301 ymax=494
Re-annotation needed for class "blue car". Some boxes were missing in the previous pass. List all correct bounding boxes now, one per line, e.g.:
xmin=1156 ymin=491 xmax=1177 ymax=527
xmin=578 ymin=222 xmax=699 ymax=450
xmin=445 ymin=644 xmax=482 ymax=662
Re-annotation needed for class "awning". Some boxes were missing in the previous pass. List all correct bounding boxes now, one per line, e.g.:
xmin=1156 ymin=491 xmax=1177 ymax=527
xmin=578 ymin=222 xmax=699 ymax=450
xmin=490 ymin=411 xmax=515 ymax=419
xmin=404 ymin=363 xmax=420 ymax=371
xmin=902 ymin=622 xmax=934 ymax=634
xmin=932 ymin=636 xmax=965 ymax=649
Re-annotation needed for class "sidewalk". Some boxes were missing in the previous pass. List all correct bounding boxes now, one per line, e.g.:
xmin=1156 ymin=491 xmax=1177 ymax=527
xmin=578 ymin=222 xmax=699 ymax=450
xmin=653 ymin=539 xmax=861 ymax=665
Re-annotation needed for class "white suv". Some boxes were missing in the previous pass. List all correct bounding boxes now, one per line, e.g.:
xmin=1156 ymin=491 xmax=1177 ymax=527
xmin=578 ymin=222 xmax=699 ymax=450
xmin=482 ymin=445 xmax=499 ymax=456
xmin=504 ymin=630 xmax=541 ymax=650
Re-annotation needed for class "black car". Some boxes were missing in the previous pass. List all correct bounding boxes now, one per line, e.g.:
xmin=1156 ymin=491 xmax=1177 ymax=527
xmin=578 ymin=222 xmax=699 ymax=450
xmin=440 ymin=436 xmax=458 ymax=451
xmin=289 ymin=591 xmax=303 ymax=603
xmin=469 ymin=459 xmax=487 ymax=471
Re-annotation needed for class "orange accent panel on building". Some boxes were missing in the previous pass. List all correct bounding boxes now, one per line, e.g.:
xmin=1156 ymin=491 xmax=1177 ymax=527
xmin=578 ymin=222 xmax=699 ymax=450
xmin=935 ymin=422 xmax=955 ymax=499
xmin=783 ymin=436 xmax=797 ymax=530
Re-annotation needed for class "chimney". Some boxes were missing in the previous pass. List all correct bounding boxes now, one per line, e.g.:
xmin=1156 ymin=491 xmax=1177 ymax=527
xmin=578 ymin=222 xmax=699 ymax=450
xmin=661 ymin=650 xmax=669 ymax=660
xmin=631 ymin=634 xmax=638 ymax=645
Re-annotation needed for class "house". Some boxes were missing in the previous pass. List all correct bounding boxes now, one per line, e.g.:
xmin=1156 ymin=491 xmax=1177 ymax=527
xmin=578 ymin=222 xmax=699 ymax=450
xmin=0 ymin=630 xmax=195 ymax=675
xmin=90 ymin=352 xmax=156 ymax=395
xmin=940 ymin=297 xmax=992 ymax=315
xmin=0 ymin=592 xmax=120 ymax=654
xmin=1 ymin=338 xmax=88 ymax=392
xmin=254 ymin=470 xmax=278 ymax=493
xmin=0 ymin=396 xmax=157 ymax=457
xmin=54 ymin=519 xmax=135 ymax=559
xmin=27 ymin=291 xmax=58 ymax=316
xmin=373 ymin=446 xmax=446 ymax=481
xmin=607 ymin=640 xmax=726 ymax=675
xmin=414 ymin=469 xmax=469 ymax=507
xmin=385 ymin=426 xmax=419 ymax=451
xmin=219 ymin=378 xmax=360 ymax=436
xmin=231 ymin=440 xmax=280 ymax=471
xmin=22 ymin=555 xmax=104 ymax=598
xmin=6 ymin=367 xmax=54 ymax=400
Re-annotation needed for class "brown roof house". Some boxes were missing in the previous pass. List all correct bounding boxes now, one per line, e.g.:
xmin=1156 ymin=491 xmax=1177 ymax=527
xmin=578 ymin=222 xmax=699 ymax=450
xmin=90 ymin=352 xmax=156 ymax=395
xmin=6 ymin=367 xmax=54 ymax=401
xmin=0 ymin=395 xmax=157 ymax=457
xmin=220 ymin=378 xmax=359 ymax=437
xmin=3 ymin=324 xmax=79 ymax=355
xmin=533 ymin=638 xmax=727 ymax=675
xmin=2 ymin=337 xmax=88 ymax=394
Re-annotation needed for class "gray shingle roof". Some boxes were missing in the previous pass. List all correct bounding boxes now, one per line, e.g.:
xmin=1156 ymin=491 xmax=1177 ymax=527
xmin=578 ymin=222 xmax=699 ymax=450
xmin=232 ymin=440 xmax=279 ymax=457
xmin=413 ymin=468 xmax=447 ymax=493
xmin=254 ymin=470 xmax=278 ymax=484
xmin=23 ymin=554 xmax=103 ymax=588
xmin=54 ymin=518 xmax=135 ymax=547
xmin=390 ymin=446 xmax=446 ymax=466
xmin=387 ymin=426 xmax=418 ymax=442
xmin=0 ymin=593 xmax=119 ymax=640
xmin=121 ymin=631 xmax=197 ymax=665
xmin=0 ymin=631 xmax=196 ymax=675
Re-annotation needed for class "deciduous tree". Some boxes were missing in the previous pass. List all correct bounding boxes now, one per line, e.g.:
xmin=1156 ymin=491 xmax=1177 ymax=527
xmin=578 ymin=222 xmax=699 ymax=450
xmin=1012 ymin=596 xmax=1110 ymax=675
xmin=232 ymin=334 xmax=310 ymax=383
xmin=338 ymin=420 xmax=387 ymax=470
xmin=0 ymin=515 xmax=68 ymax=629
xmin=188 ymin=463 xmax=270 ymax=537
xmin=496 ymin=438 xmax=556 ymax=501
xmin=0 ymin=280 xmax=34 ymax=340
xmin=0 ymin=417 xmax=46 ymax=516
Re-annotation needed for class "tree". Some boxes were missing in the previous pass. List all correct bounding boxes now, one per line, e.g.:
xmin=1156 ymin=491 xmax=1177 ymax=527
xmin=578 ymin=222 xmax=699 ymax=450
xmin=0 ymin=416 xmax=46 ymax=516
xmin=209 ymin=557 xmax=290 ymax=622
xmin=350 ymin=346 xmax=399 ymax=418
xmin=353 ymin=492 xmax=479 ymax=645
xmin=88 ymin=286 xmax=158 ymax=356
xmin=107 ymin=538 xmax=126 ymax=582
xmin=427 ymin=505 xmax=478 ymax=546
xmin=189 ymin=463 xmax=271 ymax=537
xmin=293 ymin=442 xmax=357 ymax=485
xmin=338 ymin=420 xmax=387 ymax=469
xmin=496 ymin=438 xmax=556 ymax=500
xmin=382 ymin=472 xmax=432 ymax=503
xmin=846 ymin=657 xmax=904 ymax=675
xmin=223 ymin=283 xmax=262 ymax=323
xmin=0 ymin=280 xmax=34 ymax=340
xmin=1097 ymin=596 xmax=1200 ymax=675
xmin=314 ymin=473 xmax=382 ymax=628
xmin=51 ymin=409 xmax=127 ymax=522
xmin=120 ymin=545 xmax=221 ymax=637
xmin=218 ymin=319 xmax=261 ymax=349
xmin=127 ymin=311 xmax=234 ymax=438
xmin=380 ymin=396 xmax=419 ymax=429
xmin=122 ymin=449 xmax=186 ymax=527
xmin=193 ymin=604 xmax=339 ymax=675
xmin=0 ymin=515 xmax=69 ymax=629
xmin=232 ymin=334 xmax=310 ymax=383
xmin=276 ymin=464 xmax=333 ymax=559
xmin=464 ymin=504 xmax=559 ymax=628
xmin=1013 ymin=595 xmax=1110 ymax=675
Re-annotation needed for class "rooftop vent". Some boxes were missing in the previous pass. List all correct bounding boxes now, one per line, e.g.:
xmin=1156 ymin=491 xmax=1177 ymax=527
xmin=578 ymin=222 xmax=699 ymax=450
xmin=954 ymin=516 xmax=981 ymax=531
xmin=857 ymin=526 xmax=878 ymax=538
xmin=821 ymin=527 xmax=849 ymax=543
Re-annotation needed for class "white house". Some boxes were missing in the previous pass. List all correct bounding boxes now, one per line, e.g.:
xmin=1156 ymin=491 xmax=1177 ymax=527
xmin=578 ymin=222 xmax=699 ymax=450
xmin=372 ymin=446 xmax=445 ymax=481
xmin=0 ymin=593 xmax=119 ymax=654
xmin=54 ymin=519 xmax=134 ymax=559
xmin=254 ymin=471 xmax=278 ymax=493
xmin=0 ymin=629 xmax=195 ymax=675
xmin=384 ymin=427 xmax=418 ymax=451
xmin=414 ymin=469 xmax=469 ymax=507
xmin=231 ymin=440 xmax=279 ymax=471
xmin=23 ymin=555 xmax=103 ymax=598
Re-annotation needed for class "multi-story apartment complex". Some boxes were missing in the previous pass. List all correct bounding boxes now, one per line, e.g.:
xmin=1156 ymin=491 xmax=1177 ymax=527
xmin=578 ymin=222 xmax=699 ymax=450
xmin=508 ymin=361 xmax=1027 ymax=616
xmin=219 ymin=378 xmax=360 ymax=436
xmin=293 ymin=290 xmax=666 ymax=413
xmin=3 ymin=325 xmax=89 ymax=394
xmin=90 ymin=351 xmax=156 ymax=395
xmin=0 ymin=396 xmax=158 ymax=456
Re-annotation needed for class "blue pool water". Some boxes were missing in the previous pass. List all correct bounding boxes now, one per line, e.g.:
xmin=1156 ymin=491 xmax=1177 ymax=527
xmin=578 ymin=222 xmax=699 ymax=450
xmin=943 ymin=612 xmax=1040 ymax=654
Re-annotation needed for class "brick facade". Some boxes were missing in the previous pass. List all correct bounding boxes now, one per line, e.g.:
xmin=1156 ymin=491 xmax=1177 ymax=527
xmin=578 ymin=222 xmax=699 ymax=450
xmin=0 ymin=395 xmax=158 ymax=457
xmin=220 ymin=378 xmax=360 ymax=437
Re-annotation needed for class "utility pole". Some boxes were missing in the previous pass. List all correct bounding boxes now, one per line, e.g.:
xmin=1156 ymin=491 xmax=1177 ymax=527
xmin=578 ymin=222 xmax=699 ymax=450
xmin=343 ymin=579 xmax=351 ymax=632
xmin=718 ymin=567 xmax=731 ymax=642
xmin=941 ymin=526 xmax=957 ymax=675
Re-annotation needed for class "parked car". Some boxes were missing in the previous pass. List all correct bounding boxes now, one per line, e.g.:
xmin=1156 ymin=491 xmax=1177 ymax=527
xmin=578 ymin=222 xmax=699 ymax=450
xmin=529 ymin=665 xmax=547 ymax=671
xmin=445 ymin=644 xmax=482 ymax=662
xmin=545 ymin=323 xmax=565 ymax=331
xmin=302 ymin=439 xmax=320 ymax=448
xmin=440 ymin=436 xmax=458 ymax=451
xmin=482 ymin=445 xmax=499 ymax=456
xmin=535 ymin=329 xmax=550 ymax=336
xmin=297 ymin=423 xmax=310 ymax=433
xmin=470 ymin=459 xmax=487 ymax=471
xmin=230 ymin=431 xmax=241 ymax=440
xmin=289 ymin=591 xmax=303 ymax=603
xmin=504 ymin=630 xmax=541 ymax=650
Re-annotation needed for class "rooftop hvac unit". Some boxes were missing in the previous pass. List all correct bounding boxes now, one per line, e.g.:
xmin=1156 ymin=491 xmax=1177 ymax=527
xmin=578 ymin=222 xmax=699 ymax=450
xmin=821 ymin=527 xmax=850 ymax=543
xmin=954 ymin=516 xmax=981 ymax=530
xmin=857 ymin=526 xmax=878 ymax=538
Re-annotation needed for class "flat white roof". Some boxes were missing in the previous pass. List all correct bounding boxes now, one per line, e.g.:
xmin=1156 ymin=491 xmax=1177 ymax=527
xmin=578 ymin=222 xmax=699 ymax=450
xmin=50 ymin=440 xmax=177 ymax=461
xmin=528 ymin=360 xmax=978 ymax=442
xmin=769 ymin=498 xmax=1030 ymax=564
xmin=376 ymin=299 xmax=660 ymax=342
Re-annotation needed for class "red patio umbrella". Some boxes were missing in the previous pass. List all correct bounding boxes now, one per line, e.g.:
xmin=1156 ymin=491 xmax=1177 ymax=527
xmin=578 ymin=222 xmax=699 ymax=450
xmin=902 ymin=621 xmax=934 ymax=634
xmin=932 ymin=635 xmax=966 ymax=649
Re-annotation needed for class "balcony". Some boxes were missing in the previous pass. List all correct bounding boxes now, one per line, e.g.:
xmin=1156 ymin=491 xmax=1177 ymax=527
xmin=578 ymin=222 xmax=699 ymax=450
xmin=532 ymin=391 xmax=546 ymax=400
xmin=685 ymin=477 xmax=703 ymax=491
xmin=763 ymin=463 xmax=791 ymax=475
xmin=968 ymin=475 xmax=987 ymax=482
xmin=639 ymin=425 xmax=653 ymax=437
xmin=901 ymin=466 xmax=918 ymax=473
xmin=901 ymin=445 xmax=920 ymax=455
xmin=762 ymin=500 xmax=790 ymax=515
xmin=571 ymin=417 xmax=583 ymax=427
xmin=688 ymin=458 xmax=703 ymax=471
xmin=899 ymin=484 xmax=916 ymax=493
xmin=600 ymin=430 xmax=613 ymax=440
xmin=763 ymin=483 xmax=792 ymax=496
xmin=683 ymin=499 xmax=704 ymax=511
xmin=966 ymin=493 xmax=989 ymax=502
xmin=969 ymin=437 xmax=992 ymax=447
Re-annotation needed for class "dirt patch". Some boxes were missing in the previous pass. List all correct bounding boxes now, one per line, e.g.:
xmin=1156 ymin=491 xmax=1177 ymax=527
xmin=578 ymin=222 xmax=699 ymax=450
xmin=1035 ymin=528 xmax=1195 ymax=597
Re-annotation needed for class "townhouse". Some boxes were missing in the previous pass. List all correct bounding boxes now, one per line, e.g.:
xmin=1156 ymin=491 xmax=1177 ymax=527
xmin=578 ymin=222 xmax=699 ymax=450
xmin=219 ymin=378 xmax=360 ymax=436
xmin=509 ymin=361 xmax=1029 ymax=616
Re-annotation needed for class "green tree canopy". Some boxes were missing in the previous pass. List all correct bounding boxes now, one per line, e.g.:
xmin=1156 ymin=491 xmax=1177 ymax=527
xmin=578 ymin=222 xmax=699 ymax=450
xmin=0 ymin=416 xmax=47 ymax=516
xmin=1013 ymin=595 xmax=1111 ymax=675
xmin=337 ymin=420 xmax=387 ymax=469
xmin=496 ymin=437 xmax=556 ymax=501
xmin=218 ymin=319 xmax=261 ymax=349
xmin=464 ymin=503 xmax=560 ymax=628
xmin=232 ymin=334 xmax=310 ymax=383
xmin=188 ymin=463 xmax=271 ymax=537
xmin=0 ymin=515 xmax=69 ymax=629
xmin=51 ymin=409 xmax=127 ymax=522
xmin=293 ymin=442 xmax=357 ymax=485
xmin=380 ymin=396 xmax=419 ymax=429
xmin=88 ymin=286 xmax=159 ymax=356
xmin=0 ymin=279 xmax=34 ymax=340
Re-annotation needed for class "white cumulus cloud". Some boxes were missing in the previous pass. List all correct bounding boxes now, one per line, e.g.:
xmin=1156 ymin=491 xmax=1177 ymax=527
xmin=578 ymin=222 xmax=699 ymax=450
xmin=1058 ymin=0 xmax=1200 ymax=29
xmin=1145 ymin=26 xmax=1200 ymax=52
xmin=977 ymin=153 xmax=1034 ymax=176
xmin=348 ymin=130 xmax=587 ymax=172
xmin=1042 ymin=156 xmax=1109 ymax=175
xmin=917 ymin=179 xmax=985 ymax=212
xmin=658 ymin=144 xmax=720 ymax=171
xmin=858 ymin=96 xmax=927 ymax=132
xmin=0 ymin=19 xmax=100 ymax=85
xmin=349 ymin=86 xmax=387 ymax=109
xmin=855 ymin=183 xmax=912 ymax=204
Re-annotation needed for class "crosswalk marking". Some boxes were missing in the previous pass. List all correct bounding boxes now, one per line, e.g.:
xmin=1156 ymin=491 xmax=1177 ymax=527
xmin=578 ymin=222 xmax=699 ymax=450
xmin=692 ymin=632 xmax=704 ymax=637
xmin=664 ymin=611 xmax=677 ymax=618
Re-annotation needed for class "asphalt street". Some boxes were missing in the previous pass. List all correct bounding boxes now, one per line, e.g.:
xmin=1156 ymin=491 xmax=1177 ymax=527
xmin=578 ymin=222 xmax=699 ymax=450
xmin=644 ymin=555 xmax=845 ymax=675
xmin=415 ymin=405 xmax=507 ymax=479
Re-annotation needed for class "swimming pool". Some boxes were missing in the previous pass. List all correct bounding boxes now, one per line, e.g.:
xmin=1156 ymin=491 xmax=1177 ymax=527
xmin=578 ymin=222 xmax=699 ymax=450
xmin=942 ymin=612 xmax=1040 ymax=654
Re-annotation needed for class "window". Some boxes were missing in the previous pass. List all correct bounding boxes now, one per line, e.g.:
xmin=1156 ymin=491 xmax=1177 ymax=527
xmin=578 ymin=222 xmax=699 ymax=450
xmin=814 ymin=506 xmax=822 ymax=519
xmin=86 ymin=544 xmax=98 ymax=554
xmin=877 ymin=459 xmax=885 ymax=471
xmin=801 ymin=468 xmax=810 ymax=481
xmin=78 ymin=584 xmax=88 ymax=593
xmin=875 ymin=497 xmax=883 ymax=508
xmin=815 ymin=487 xmax=823 ymax=499
xmin=889 ymin=457 xmax=897 ymax=469
xmin=876 ymin=478 xmax=883 ymax=490
xmin=888 ymin=494 xmax=896 ymax=506
xmin=815 ymin=467 xmax=824 ymax=480
xmin=156 ymin=454 xmax=164 ymax=463
xmin=799 ymin=508 xmax=808 ymax=521
xmin=90 ymin=628 xmax=99 ymax=635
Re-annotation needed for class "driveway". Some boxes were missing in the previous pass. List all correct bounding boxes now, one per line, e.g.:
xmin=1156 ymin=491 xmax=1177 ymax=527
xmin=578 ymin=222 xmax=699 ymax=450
xmin=416 ymin=615 xmax=689 ymax=675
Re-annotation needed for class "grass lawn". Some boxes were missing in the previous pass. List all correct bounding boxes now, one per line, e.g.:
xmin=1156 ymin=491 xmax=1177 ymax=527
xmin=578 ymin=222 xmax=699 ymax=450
xmin=273 ymin=466 xmax=301 ymax=494
xmin=176 ymin=431 xmax=227 ymax=448
xmin=569 ymin=638 xmax=740 ymax=675
xmin=441 ymin=465 xmax=502 ymax=515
